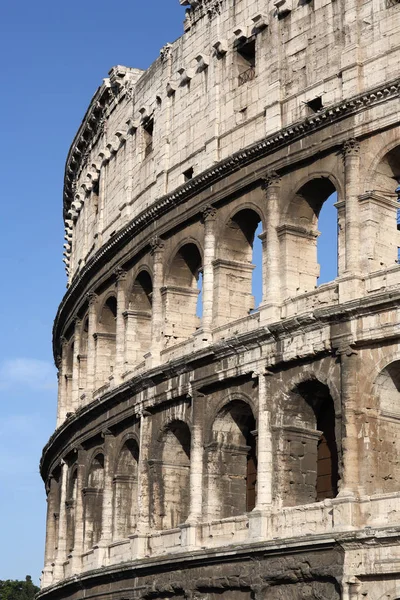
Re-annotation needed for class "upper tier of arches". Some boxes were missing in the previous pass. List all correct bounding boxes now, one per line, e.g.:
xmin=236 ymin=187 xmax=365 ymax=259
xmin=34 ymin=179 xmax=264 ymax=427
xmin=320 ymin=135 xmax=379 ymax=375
xmin=62 ymin=0 xmax=400 ymax=279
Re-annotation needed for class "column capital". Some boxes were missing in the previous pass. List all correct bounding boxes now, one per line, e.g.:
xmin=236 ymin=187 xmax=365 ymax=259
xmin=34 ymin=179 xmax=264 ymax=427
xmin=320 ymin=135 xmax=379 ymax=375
xmin=73 ymin=316 xmax=82 ymax=327
xmin=201 ymin=204 xmax=217 ymax=223
xmin=114 ymin=267 xmax=127 ymax=282
xmin=261 ymin=171 xmax=281 ymax=190
xmin=150 ymin=236 xmax=165 ymax=254
xmin=101 ymin=428 xmax=114 ymax=439
xmin=342 ymin=138 xmax=360 ymax=158
xmin=86 ymin=292 xmax=98 ymax=306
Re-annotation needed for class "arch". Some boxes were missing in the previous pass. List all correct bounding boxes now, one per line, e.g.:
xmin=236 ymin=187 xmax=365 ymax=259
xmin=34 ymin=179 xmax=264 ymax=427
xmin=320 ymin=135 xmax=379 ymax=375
xmin=206 ymin=400 xmax=257 ymax=520
xmin=364 ymin=143 xmax=400 ymax=270
xmin=279 ymin=379 xmax=339 ymax=507
xmin=124 ymin=270 xmax=153 ymax=368
xmin=154 ymin=420 xmax=191 ymax=530
xmin=95 ymin=295 xmax=117 ymax=386
xmin=281 ymin=177 xmax=338 ymax=297
xmin=112 ymin=438 xmax=139 ymax=540
xmin=370 ymin=360 xmax=400 ymax=494
xmin=163 ymin=243 xmax=202 ymax=344
xmin=83 ymin=453 xmax=104 ymax=550
xmin=214 ymin=208 xmax=263 ymax=327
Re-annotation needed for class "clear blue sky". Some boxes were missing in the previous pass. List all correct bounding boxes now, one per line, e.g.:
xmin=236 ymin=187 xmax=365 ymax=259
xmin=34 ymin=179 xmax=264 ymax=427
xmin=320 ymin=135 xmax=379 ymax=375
xmin=0 ymin=0 xmax=185 ymax=584
xmin=0 ymin=0 xmax=337 ymax=585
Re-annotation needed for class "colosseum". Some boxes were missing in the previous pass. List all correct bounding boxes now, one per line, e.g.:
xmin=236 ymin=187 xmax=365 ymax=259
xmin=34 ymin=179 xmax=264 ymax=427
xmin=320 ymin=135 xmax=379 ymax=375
xmin=39 ymin=1 xmax=400 ymax=599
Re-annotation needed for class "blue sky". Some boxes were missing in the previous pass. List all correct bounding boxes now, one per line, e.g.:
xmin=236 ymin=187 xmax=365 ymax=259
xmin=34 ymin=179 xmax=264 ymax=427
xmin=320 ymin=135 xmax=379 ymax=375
xmin=0 ymin=0 xmax=185 ymax=584
xmin=0 ymin=0 xmax=337 ymax=585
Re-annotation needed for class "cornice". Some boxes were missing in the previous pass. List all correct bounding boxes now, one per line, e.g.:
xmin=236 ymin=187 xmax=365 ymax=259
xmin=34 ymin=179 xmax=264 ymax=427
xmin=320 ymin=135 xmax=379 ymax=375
xmin=54 ymin=76 xmax=400 ymax=360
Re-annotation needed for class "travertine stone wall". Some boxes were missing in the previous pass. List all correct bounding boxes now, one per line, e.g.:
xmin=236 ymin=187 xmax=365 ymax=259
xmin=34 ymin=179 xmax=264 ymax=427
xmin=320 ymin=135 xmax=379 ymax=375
xmin=41 ymin=1 xmax=400 ymax=600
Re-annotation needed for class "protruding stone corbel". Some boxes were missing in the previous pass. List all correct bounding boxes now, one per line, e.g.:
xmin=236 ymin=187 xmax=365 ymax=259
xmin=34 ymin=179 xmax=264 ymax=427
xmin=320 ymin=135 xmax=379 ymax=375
xmin=178 ymin=67 xmax=195 ymax=84
xmin=251 ymin=13 xmax=268 ymax=32
xmin=114 ymin=267 xmax=127 ymax=283
xmin=195 ymin=53 xmax=210 ymax=72
xmin=274 ymin=0 xmax=292 ymax=18
xmin=233 ymin=27 xmax=249 ymax=44
xmin=213 ymin=39 xmax=228 ymax=57
xmin=166 ymin=81 xmax=178 ymax=97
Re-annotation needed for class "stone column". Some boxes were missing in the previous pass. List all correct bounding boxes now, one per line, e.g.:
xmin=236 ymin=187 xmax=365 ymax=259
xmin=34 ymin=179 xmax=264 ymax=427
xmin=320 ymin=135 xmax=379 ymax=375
xmin=86 ymin=293 xmax=98 ymax=397
xmin=100 ymin=430 xmax=115 ymax=546
xmin=71 ymin=318 xmax=81 ymax=412
xmin=343 ymin=139 xmax=361 ymax=275
xmin=43 ymin=476 xmax=59 ymax=581
xmin=255 ymin=371 xmax=273 ymax=509
xmin=56 ymin=340 xmax=69 ymax=426
xmin=114 ymin=269 xmax=127 ymax=384
xmin=54 ymin=460 xmax=68 ymax=580
xmin=262 ymin=172 xmax=281 ymax=317
xmin=338 ymin=347 xmax=360 ymax=498
xmin=201 ymin=206 xmax=217 ymax=334
xmin=136 ymin=411 xmax=151 ymax=536
xmin=150 ymin=238 xmax=165 ymax=363
xmin=188 ymin=392 xmax=205 ymax=523
xmin=71 ymin=448 xmax=85 ymax=572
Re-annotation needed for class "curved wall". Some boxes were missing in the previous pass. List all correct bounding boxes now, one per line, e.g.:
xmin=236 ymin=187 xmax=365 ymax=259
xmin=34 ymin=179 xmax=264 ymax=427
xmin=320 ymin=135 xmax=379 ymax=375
xmin=41 ymin=1 xmax=400 ymax=600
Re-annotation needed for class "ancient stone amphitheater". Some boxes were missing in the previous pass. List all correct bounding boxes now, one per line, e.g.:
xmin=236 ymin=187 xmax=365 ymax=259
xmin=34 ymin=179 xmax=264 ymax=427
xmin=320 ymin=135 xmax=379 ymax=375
xmin=39 ymin=1 xmax=400 ymax=599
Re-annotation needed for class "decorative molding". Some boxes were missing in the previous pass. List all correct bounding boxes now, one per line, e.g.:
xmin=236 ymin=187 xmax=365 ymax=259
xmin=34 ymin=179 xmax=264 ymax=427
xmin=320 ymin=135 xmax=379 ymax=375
xmin=150 ymin=236 xmax=165 ymax=254
xmin=261 ymin=171 xmax=281 ymax=190
xmin=201 ymin=204 xmax=217 ymax=222
xmin=342 ymin=138 xmax=361 ymax=158
xmin=160 ymin=43 xmax=172 ymax=62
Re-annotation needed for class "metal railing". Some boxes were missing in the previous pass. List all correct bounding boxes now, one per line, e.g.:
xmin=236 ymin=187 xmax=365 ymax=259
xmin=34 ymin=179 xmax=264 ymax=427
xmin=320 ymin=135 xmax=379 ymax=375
xmin=238 ymin=66 xmax=255 ymax=86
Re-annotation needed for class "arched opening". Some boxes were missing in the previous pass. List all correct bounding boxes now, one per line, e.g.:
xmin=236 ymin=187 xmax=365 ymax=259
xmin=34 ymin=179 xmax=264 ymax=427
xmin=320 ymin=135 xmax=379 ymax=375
xmin=365 ymin=145 xmax=400 ymax=270
xmin=317 ymin=192 xmax=338 ymax=285
xmin=79 ymin=318 xmax=88 ymax=396
xmin=66 ymin=468 xmax=77 ymax=554
xmin=155 ymin=421 xmax=191 ymax=530
xmin=373 ymin=360 xmax=400 ymax=493
xmin=125 ymin=271 xmax=153 ymax=368
xmin=83 ymin=453 xmax=104 ymax=550
xmin=252 ymin=221 xmax=263 ymax=309
xmin=95 ymin=296 xmax=117 ymax=388
xmin=112 ymin=440 xmax=139 ymax=539
xmin=280 ymin=380 xmax=339 ymax=506
xmin=214 ymin=209 xmax=262 ymax=326
xmin=206 ymin=400 xmax=257 ymax=520
xmin=163 ymin=243 xmax=202 ymax=345
xmin=281 ymin=178 xmax=337 ymax=298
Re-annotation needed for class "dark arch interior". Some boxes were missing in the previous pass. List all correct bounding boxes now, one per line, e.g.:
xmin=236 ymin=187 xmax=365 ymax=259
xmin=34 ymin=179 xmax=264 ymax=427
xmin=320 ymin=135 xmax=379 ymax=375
xmin=296 ymin=381 xmax=339 ymax=501
xmin=168 ymin=243 xmax=202 ymax=287
xmin=130 ymin=271 xmax=152 ymax=310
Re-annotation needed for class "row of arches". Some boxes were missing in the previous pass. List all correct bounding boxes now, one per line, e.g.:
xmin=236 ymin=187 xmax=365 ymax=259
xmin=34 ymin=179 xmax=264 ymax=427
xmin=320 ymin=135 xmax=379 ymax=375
xmin=62 ymin=183 xmax=342 ymax=402
xmin=53 ymin=381 xmax=340 ymax=557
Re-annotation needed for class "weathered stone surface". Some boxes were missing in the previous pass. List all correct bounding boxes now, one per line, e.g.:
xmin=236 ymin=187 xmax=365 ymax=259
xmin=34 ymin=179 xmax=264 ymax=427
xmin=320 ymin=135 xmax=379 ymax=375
xmin=41 ymin=0 xmax=400 ymax=599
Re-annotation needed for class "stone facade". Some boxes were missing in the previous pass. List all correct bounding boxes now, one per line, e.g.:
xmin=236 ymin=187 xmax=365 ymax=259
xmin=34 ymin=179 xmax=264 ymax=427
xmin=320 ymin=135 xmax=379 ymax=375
xmin=40 ymin=1 xmax=400 ymax=599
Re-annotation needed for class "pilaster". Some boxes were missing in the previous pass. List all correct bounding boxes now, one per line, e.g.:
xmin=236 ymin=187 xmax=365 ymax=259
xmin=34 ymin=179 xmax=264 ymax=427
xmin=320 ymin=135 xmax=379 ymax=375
xmin=86 ymin=293 xmax=98 ymax=396
xmin=261 ymin=172 xmax=281 ymax=322
xmin=53 ymin=461 xmax=68 ymax=579
xmin=71 ymin=318 xmax=81 ymax=411
xmin=150 ymin=237 xmax=164 ymax=364
xmin=114 ymin=269 xmax=128 ymax=384
xmin=201 ymin=205 xmax=217 ymax=335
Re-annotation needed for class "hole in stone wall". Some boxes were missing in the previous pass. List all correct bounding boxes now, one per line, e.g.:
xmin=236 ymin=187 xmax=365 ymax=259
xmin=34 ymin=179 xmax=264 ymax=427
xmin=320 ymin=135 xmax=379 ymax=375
xmin=143 ymin=117 xmax=154 ymax=157
xmin=306 ymin=96 xmax=323 ymax=113
xmin=236 ymin=39 xmax=256 ymax=86
xmin=183 ymin=166 xmax=194 ymax=182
